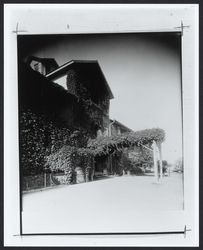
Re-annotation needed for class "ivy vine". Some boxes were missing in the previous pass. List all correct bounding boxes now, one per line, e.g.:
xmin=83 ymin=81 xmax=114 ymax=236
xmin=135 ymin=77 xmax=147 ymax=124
xmin=87 ymin=128 xmax=165 ymax=157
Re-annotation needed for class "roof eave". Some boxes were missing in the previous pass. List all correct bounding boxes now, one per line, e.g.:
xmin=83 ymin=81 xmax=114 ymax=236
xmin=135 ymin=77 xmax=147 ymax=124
xmin=110 ymin=119 xmax=133 ymax=132
xmin=46 ymin=60 xmax=114 ymax=99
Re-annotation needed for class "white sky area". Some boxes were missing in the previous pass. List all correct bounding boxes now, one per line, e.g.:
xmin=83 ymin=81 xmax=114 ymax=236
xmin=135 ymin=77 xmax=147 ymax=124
xmin=22 ymin=33 xmax=182 ymax=164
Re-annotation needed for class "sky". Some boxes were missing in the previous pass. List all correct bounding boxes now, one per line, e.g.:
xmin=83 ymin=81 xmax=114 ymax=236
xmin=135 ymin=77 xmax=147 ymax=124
xmin=19 ymin=33 xmax=182 ymax=164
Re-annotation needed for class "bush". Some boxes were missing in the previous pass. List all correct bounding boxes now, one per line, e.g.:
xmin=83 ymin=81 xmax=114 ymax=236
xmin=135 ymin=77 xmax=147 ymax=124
xmin=130 ymin=166 xmax=144 ymax=175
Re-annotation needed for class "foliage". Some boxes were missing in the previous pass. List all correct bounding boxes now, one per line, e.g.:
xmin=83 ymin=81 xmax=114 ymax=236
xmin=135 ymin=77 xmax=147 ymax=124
xmin=45 ymin=145 xmax=94 ymax=184
xmin=19 ymin=109 xmax=53 ymax=175
xmin=119 ymin=153 xmax=134 ymax=171
xmin=129 ymin=146 xmax=153 ymax=165
xmin=174 ymin=157 xmax=183 ymax=173
xmin=80 ymin=98 xmax=104 ymax=129
xmin=130 ymin=166 xmax=144 ymax=175
xmin=20 ymin=107 xmax=165 ymax=180
xmin=117 ymin=153 xmax=144 ymax=175
xmin=19 ymin=109 xmax=89 ymax=176
xmin=66 ymin=70 xmax=106 ymax=130
xmin=110 ymin=152 xmax=129 ymax=175
xmin=111 ymin=152 xmax=145 ymax=176
xmin=87 ymin=128 xmax=165 ymax=157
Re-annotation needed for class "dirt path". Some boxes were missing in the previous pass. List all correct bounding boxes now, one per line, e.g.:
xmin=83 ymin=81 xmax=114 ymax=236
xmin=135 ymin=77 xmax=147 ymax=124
xmin=22 ymin=173 xmax=183 ymax=234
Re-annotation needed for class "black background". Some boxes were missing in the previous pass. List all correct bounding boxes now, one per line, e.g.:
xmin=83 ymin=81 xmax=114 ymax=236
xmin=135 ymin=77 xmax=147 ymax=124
xmin=0 ymin=0 xmax=201 ymax=248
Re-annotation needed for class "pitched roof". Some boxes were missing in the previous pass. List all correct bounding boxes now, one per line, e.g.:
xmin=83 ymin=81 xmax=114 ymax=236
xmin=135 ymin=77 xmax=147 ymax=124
xmin=26 ymin=56 xmax=59 ymax=74
xmin=46 ymin=60 xmax=114 ymax=99
xmin=110 ymin=119 xmax=133 ymax=133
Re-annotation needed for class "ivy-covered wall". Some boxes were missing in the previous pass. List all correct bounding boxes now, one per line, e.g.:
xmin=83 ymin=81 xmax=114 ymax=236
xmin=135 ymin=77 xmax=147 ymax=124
xmin=19 ymin=61 xmax=165 ymax=183
xmin=66 ymin=67 xmax=110 ymax=133
xmin=19 ymin=109 xmax=90 ymax=176
xmin=18 ymin=61 xmax=110 ymax=178
xmin=19 ymin=61 xmax=111 ymax=133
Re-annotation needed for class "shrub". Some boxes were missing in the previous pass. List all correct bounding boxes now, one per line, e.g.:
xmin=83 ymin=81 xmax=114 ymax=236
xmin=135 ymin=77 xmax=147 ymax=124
xmin=130 ymin=166 xmax=144 ymax=175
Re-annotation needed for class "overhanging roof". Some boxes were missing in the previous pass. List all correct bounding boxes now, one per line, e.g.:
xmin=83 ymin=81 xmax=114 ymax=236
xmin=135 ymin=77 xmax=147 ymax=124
xmin=46 ymin=60 xmax=114 ymax=99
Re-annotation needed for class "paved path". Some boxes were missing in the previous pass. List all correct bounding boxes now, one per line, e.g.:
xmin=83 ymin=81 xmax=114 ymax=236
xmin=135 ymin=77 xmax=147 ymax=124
xmin=22 ymin=173 xmax=183 ymax=234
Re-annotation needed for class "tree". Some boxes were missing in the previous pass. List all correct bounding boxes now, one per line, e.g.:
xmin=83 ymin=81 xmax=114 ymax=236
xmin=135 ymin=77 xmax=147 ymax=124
xmin=174 ymin=157 xmax=183 ymax=173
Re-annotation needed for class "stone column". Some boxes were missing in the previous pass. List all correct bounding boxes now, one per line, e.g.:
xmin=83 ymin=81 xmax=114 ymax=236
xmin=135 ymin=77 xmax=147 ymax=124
xmin=158 ymin=143 xmax=163 ymax=179
xmin=152 ymin=140 xmax=159 ymax=183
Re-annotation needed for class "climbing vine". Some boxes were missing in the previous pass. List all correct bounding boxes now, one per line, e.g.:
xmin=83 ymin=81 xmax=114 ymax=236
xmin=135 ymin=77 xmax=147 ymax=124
xmin=45 ymin=145 xmax=94 ymax=184
xmin=44 ymin=128 xmax=165 ymax=182
xmin=87 ymin=128 xmax=165 ymax=157
xmin=19 ymin=108 xmax=90 ymax=176
xmin=20 ymin=108 xmax=165 ymax=181
xmin=19 ymin=109 xmax=55 ymax=175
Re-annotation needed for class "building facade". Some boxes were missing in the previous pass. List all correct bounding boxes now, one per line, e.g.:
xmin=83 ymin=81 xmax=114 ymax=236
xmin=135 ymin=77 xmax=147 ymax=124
xmin=19 ymin=55 xmax=116 ymax=186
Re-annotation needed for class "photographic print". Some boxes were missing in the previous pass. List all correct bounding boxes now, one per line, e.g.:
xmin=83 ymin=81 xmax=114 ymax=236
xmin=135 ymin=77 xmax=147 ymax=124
xmin=4 ymin=4 xmax=198 ymax=246
xmin=18 ymin=32 xmax=184 ymax=234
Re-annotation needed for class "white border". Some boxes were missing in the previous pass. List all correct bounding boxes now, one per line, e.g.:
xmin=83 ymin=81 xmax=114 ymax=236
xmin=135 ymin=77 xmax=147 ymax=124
xmin=4 ymin=4 xmax=199 ymax=247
